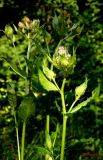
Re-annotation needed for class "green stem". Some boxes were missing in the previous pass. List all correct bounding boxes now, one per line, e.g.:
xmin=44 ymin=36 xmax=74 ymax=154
xmin=60 ymin=115 xmax=68 ymax=160
xmin=12 ymin=40 xmax=21 ymax=69
xmin=45 ymin=115 xmax=50 ymax=160
xmin=60 ymin=78 xmax=68 ymax=160
xmin=14 ymin=111 xmax=20 ymax=160
xmin=20 ymin=121 xmax=26 ymax=160
xmin=26 ymin=36 xmax=31 ymax=76
xmin=14 ymin=116 xmax=20 ymax=160
xmin=53 ymin=79 xmax=61 ymax=92
xmin=67 ymin=96 xmax=80 ymax=113
xmin=60 ymin=78 xmax=66 ymax=114
xmin=25 ymin=35 xmax=31 ymax=94
xmin=45 ymin=115 xmax=50 ymax=135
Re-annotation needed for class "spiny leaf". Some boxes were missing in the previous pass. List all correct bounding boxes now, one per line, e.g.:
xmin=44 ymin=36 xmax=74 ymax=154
xmin=38 ymin=69 xmax=58 ymax=91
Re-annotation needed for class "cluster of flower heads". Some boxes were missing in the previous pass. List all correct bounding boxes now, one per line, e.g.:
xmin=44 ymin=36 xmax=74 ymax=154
xmin=18 ymin=16 xmax=40 ymax=34
xmin=4 ymin=16 xmax=40 ymax=41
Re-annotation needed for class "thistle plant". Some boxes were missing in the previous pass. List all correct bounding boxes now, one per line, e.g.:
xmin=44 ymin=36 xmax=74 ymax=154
xmin=38 ymin=43 xmax=94 ymax=160
xmin=0 ymin=16 xmax=98 ymax=160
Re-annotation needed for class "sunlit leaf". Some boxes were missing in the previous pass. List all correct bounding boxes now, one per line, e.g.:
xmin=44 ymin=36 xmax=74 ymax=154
xmin=43 ymin=66 xmax=56 ymax=81
xmin=38 ymin=69 xmax=58 ymax=91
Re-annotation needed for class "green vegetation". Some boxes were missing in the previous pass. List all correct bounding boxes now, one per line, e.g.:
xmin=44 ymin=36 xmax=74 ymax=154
xmin=0 ymin=0 xmax=103 ymax=160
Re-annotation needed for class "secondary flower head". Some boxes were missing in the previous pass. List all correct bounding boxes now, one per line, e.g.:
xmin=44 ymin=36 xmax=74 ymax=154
xmin=18 ymin=17 xmax=40 ymax=35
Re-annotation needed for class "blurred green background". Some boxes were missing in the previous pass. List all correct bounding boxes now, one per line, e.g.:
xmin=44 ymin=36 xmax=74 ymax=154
xmin=0 ymin=0 xmax=103 ymax=159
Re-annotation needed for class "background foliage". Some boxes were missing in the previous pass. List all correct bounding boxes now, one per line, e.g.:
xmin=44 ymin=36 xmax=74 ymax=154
xmin=0 ymin=0 xmax=103 ymax=159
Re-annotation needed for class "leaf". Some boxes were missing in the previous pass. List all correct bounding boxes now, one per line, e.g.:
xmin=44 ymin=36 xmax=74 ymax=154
xmin=38 ymin=69 xmax=58 ymax=91
xmin=31 ymin=74 xmax=45 ymax=92
xmin=1 ymin=57 xmax=25 ymax=79
xmin=75 ymin=77 xmax=88 ymax=98
xmin=8 ymin=93 xmax=17 ymax=108
xmin=10 ymin=63 xmax=25 ymax=78
xmin=43 ymin=66 xmax=56 ymax=81
xmin=18 ymin=94 xmax=36 ymax=122
xmin=25 ymin=145 xmax=51 ymax=160
xmin=69 ymin=97 xmax=91 ymax=114
xmin=52 ymin=14 xmax=59 ymax=31
xmin=72 ymin=46 xmax=76 ymax=66
xmin=51 ymin=123 xmax=59 ymax=148
xmin=46 ymin=133 xmax=52 ymax=151
xmin=7 ymin=83 xmax=17 ymax=108
xmin=36 ymin=146 xmax=50 ymax=155
xmin=92 ymin=84 xmax=100 ymax=99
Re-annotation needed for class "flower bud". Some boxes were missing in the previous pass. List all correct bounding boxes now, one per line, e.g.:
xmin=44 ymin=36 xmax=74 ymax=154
xmin=18 ymin=22 xmax=25 ymax=29
xmin=22 ymin=16 xmax=32 ymax=26
xmin=5 ymin=25 xmax=13 ymax=39
xmin=45 ymin=155 xmax=53 ymax=160
xmin=30 ymin=19 xmax=40 ymax=31
xmin=75 ymin=77 xmax=88 ymax=98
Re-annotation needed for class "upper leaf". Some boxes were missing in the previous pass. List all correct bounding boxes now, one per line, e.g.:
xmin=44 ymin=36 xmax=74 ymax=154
xmin=38 ymin=69 xmax=58 ymax=92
